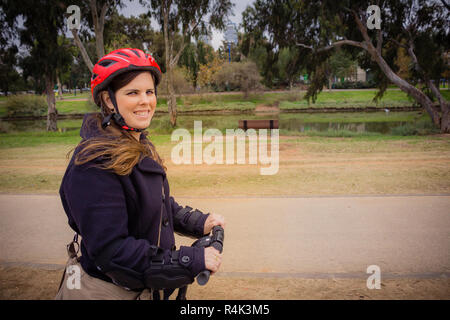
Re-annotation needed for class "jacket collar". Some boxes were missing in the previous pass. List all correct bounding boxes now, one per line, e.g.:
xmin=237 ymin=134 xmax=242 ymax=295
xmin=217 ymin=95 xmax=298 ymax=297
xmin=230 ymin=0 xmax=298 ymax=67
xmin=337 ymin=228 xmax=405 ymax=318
xmin=137 ymin=157 xmax=166 ymax=177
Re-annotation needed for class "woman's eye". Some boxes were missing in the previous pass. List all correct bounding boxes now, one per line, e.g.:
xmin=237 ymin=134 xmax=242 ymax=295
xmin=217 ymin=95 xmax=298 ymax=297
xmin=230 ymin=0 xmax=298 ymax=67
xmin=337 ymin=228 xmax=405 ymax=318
xmin=146 ymin=90 xmax=154 ymax=95
xmin=127 ymin=91 xmax=137 ymax=95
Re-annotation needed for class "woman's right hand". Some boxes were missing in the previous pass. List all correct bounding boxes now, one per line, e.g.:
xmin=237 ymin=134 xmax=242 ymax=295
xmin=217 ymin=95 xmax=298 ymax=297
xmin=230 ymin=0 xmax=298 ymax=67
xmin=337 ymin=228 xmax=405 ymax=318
xmin=204 ymin=246 xmax=222 ymax=274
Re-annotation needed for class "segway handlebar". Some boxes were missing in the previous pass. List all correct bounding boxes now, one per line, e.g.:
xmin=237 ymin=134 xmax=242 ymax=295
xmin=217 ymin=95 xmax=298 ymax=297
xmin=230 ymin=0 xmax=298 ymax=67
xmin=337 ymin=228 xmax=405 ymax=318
xmin=192 ymin=226 xmax=224 ymax=286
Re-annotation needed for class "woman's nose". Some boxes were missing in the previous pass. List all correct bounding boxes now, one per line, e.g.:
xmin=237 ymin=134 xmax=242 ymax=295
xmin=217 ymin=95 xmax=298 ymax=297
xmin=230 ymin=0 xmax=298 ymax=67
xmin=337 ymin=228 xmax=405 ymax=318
xmin=139 ymin=92 xmax=152 ymax=105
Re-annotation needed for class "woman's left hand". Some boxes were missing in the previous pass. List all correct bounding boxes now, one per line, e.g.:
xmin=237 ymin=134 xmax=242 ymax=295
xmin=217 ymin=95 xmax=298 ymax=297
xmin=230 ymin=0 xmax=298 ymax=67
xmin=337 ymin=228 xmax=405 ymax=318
xmin=203 ymin=213 xmax=226 ymax=235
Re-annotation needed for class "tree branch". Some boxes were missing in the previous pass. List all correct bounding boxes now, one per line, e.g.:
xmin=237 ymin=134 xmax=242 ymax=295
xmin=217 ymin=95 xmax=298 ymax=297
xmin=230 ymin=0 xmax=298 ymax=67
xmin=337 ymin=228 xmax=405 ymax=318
xmin=407 ymin=38 xmax=448 ymax=110
xmin=351 ymin=9 xmax=372 ymax=45
xmin=70 ymin=29 xmax=94 ymax=72
xmin=387 ymin=38 xmax=408 ymax=49
xmin=296 ymin=39 xmax=366 ymax=52
xmin=376 ymin=29 xmax=382 ymax=55
xmin=170 ymin=15 xmax=202 ymax=68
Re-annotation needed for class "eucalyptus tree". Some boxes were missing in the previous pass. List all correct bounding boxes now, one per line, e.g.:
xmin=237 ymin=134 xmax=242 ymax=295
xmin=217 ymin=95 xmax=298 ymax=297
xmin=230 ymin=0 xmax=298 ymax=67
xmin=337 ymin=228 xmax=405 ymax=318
xmin=143 ymin=0 xmax=233 ymax=126
xmin=1 ymin=0 xmax=73 ymax=131
xmin=242 ymin=0 xmax=450 ymax=132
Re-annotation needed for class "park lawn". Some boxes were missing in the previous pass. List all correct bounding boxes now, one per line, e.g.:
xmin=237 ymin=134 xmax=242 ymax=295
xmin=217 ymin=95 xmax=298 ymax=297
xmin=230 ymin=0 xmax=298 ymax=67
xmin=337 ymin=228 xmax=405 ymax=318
xmin=0 ymin=134 xmax=449 ymax=196
xmin=56 ymin=89 xmax=450 ymax=113
xmin=2 ymin=89 xmax=449 ymax=116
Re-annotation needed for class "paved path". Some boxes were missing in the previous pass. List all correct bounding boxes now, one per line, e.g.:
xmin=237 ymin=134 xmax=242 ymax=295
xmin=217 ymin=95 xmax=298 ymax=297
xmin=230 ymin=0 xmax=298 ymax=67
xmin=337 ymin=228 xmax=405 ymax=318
xmin=1 ymin=194 xmax=449 ymax=278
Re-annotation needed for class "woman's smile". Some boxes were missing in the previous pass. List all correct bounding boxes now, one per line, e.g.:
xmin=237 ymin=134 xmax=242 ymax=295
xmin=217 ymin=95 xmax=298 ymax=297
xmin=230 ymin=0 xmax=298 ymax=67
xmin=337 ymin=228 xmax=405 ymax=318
xmin=103 ymin=71 xmax=157 ymax=138
xmin=133 ymin=110 xmax=151 ymax=118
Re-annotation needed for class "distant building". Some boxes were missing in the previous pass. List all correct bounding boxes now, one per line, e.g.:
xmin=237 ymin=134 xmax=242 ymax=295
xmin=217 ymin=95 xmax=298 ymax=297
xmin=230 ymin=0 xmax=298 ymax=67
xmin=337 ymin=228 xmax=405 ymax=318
xmin=356 ymin=67 xmax=366 ymax=82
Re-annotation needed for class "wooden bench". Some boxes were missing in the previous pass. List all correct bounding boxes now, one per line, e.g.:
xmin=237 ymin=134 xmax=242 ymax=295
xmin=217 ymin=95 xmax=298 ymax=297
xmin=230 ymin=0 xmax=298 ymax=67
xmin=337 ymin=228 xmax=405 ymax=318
xmin=238 ymin=119 xmax=279 ymax=130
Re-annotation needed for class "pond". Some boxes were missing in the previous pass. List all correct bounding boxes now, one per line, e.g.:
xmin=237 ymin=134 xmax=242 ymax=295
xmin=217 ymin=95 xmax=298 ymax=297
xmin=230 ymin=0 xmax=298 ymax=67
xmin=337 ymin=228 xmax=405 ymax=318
xmin=1 ymin=111 xmax=427 ymax=135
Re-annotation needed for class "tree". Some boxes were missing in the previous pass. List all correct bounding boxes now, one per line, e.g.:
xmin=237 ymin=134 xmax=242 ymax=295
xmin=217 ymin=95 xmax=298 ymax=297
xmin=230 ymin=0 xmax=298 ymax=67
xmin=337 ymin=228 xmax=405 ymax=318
xmin=0 ymin=45 xmax=20 ymax=95
xmin=69 ymin=0 xmax=125 ymax=72
xmin=241 ymin=11 xmax=280 ymax=88
xmin=242 ymin=0 xmax=450 ymax=133
xmin=2 ymin=0 xmax=73 ymax=131
xmin=328 ymin=49 xmax=358 ymax=89
xmin=179 ymin=40 xmax=215 ymax=88
xmin=197 ymin=54 xmax=223 ymax=89
xmin=212 ymin=60 xmax=263 ymax=97
xmin=277 ymin=47 xmax=303 ymax=89
xmin=103 ymin=11 xmax=157 ymax=52
xmin=144 ymin=0 xmax=233 ymax=126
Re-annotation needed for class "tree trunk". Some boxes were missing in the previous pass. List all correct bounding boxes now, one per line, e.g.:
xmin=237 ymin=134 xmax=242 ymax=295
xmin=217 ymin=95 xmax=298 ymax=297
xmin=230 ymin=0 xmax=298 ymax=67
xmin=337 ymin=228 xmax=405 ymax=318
xmin=367 ymin=45 xmax=442 ymax=129
xmin=350 ymin=11 xmax=447 ymax=133
xmin=57 ymin=74 xmax=63 ymax=100
xmin=441 ymin=108 xmax=450 ymax=133
xmin=406 ymin=41 xmax=450 ymax=133
xmin=167 ymin=68 xmax=177 ymax=126
xmin=163 ymin=0 xmax=177 ymax=127
xmin=71 ymin=29 xmax=94 ymax=72
xmin=90 ymin=0 xmax=106 ymax=59
xmin=45 ymin=75 xmax=58 ymax=131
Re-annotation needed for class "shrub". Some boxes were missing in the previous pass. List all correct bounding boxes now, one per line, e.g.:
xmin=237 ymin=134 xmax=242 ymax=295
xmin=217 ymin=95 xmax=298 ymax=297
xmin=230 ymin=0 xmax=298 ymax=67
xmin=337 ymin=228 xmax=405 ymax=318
xmin=0 ymin=119 xmax=13 ymax=133
xmin=5 ymin=94 xmax=47 ymax=117
xmin=158 ymin=68 xmax=195 ymax=95
xmin=390 ymin=119 xmax=439 ymax=136
xmin=390 ymin=123 xmax=419 ymax=136
xmin=332 ymin=80 xmax=376 ymax=89
xmin=212 ymin=61 xmax=264 ymax=97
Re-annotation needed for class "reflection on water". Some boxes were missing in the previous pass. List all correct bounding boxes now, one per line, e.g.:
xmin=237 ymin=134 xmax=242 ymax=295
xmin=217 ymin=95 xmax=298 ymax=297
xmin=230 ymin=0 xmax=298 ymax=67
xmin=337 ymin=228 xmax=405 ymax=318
xmin=2 ymin=112 xmax=416 ymax=135
xmin=283 ymin=121 xmax=407 ymax=134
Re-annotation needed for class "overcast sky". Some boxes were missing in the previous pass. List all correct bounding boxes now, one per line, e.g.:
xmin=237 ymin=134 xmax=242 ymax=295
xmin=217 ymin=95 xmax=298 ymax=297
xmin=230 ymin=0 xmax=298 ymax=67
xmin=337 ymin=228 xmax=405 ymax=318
xmin=119 ymin=0 xmax=255 ymax=50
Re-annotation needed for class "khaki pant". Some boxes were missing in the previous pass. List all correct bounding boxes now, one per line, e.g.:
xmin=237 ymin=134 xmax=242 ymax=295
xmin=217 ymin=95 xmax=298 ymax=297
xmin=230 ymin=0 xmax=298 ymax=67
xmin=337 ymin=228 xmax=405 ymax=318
xmin=54 ymin=256 xmax=152 ymax=300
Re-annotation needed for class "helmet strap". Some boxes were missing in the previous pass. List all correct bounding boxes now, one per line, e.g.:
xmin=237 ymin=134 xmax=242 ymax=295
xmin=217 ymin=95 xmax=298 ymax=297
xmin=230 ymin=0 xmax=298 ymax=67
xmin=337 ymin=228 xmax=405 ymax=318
xmin=103 ymin=87 xmax=144 ymax=133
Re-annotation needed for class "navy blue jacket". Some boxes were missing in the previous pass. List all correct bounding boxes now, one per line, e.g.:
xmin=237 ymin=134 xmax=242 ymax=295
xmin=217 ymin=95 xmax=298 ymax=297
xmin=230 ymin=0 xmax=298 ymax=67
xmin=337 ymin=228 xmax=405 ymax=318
xmin=59 ymin=114 xmax=208 ymax=285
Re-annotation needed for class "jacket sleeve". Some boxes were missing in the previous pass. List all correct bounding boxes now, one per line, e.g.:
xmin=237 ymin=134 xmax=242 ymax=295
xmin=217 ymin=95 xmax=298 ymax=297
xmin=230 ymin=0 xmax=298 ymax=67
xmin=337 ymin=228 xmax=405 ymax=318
xmin=170 ymin=196 xmax=209 ymax=238
xmin=62 ymin=163 xmax=205 ymax=281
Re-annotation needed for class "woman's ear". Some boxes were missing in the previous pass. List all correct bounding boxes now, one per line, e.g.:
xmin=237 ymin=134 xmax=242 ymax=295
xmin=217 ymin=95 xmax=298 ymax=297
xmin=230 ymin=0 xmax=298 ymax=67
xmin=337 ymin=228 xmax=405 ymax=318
xmin=101 ymin=91 xmax=115 ymax=113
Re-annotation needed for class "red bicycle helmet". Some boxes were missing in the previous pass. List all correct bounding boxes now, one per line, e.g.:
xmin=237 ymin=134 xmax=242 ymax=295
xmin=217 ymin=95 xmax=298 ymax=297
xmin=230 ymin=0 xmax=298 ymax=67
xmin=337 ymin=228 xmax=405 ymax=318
xmin=90 ymin=48 xmax=162 ymax=132
xmin=91 ymin=48 xmax=162 ymax=105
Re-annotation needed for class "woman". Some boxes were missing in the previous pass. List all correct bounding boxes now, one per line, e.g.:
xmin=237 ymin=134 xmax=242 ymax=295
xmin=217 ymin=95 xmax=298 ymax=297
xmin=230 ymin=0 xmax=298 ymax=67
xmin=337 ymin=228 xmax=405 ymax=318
xmin=55 ymin=48 xmax=225 ymax=300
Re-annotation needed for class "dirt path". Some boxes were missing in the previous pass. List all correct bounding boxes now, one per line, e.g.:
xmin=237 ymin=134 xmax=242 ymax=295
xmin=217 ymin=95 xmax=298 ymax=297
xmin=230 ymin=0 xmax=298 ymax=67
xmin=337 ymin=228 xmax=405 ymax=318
xmin=0 ymin=194 xmax=449 ymax=299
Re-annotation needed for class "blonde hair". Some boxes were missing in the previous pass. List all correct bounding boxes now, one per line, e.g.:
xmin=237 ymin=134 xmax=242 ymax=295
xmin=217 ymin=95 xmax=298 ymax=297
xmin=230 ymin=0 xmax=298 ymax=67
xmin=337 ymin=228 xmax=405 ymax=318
xmin=70 ymin=71 xmax=166 ymax=175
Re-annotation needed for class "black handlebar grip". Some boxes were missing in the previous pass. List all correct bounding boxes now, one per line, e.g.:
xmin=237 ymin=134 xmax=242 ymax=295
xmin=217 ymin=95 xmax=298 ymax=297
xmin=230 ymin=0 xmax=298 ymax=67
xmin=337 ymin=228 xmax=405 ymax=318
xmin=197 ymin=226 xmax=224 ymax=286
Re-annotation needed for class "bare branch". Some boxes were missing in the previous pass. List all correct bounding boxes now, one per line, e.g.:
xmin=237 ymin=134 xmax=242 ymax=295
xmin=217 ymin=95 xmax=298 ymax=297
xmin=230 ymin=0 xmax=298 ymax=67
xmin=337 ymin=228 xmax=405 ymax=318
xmin=296 ymin=39 xmax=366 ymax=52
xmin=296 ymin=43 xmax=313 ymax=50
xmin=440 ymin=0 xmax=450 ymax=10
xmin=351 ymin=9 xmax=372 ymax=45
xmin=387 ymin=38 xmax=408 ymax=49
xmin=376 ymin=29 xmax=382 ymax=55
xmin=70 ymin=29 xmax=94 ymax=72
xmin=407 ymin=39 xmax=448 ymax=109
xmin=171 ymin=42 xmax=188 ymax=67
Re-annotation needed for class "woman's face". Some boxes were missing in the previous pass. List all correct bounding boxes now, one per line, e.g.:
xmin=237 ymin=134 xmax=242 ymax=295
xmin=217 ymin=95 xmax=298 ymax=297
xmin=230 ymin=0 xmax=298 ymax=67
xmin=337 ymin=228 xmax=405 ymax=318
xmin=103 ymin=72 xmax=157 ymax=130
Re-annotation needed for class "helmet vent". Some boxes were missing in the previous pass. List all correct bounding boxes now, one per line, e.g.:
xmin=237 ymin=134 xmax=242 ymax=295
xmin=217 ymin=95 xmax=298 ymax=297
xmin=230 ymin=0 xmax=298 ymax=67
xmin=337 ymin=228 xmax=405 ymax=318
xmin=115 ymin=51 xmax=130 ymax=57
xmin=91 ymin=73 xmax=98 ymax=80
xmin=98 ymin=59 xmax=117 ymax=67
xmin=131 ymin=49 xmax=141 ymax=58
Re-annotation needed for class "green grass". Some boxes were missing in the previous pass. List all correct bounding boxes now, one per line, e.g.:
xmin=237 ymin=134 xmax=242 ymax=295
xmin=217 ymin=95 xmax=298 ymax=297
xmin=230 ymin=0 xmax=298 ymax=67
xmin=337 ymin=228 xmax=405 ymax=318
xmin=56 ymin=100 xmax=97 ymax=114
xmin=2 ymin=89 xmax=449 ymax=117
xmin=0 ymin=130 xmax=82 ymax=148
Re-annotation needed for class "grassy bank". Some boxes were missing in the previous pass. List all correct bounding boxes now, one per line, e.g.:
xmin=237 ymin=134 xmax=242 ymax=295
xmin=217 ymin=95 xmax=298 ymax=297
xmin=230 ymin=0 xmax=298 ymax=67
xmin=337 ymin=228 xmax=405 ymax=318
xmin=2 ymin=89 xmax=449 ymax=116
